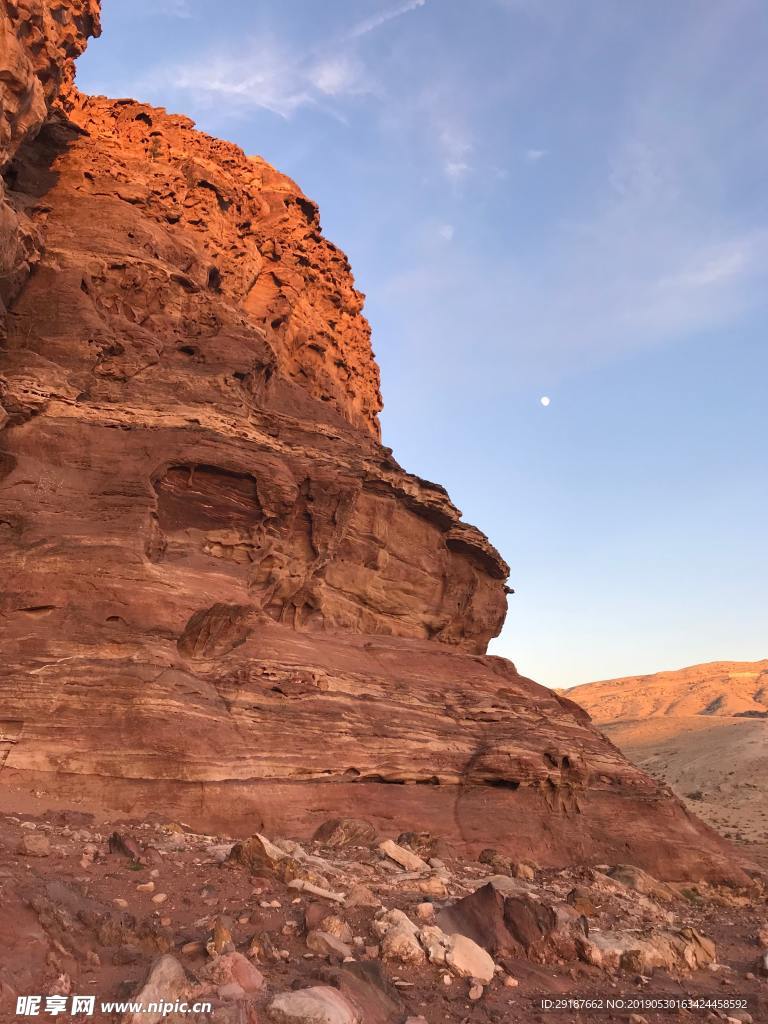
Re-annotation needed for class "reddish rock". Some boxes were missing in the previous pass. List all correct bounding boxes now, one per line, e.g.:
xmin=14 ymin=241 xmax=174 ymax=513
xmin=313 ymin=818 xmax=377 ymax=849
xmin=438 ymin=883 xmax=586 ymax=962
xmin=0 ymin=0 xmax=753 ymax=885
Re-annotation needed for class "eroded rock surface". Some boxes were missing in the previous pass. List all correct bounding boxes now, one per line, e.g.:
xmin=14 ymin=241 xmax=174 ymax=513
xmin=0 ymin=1 xmax=751 ymax=881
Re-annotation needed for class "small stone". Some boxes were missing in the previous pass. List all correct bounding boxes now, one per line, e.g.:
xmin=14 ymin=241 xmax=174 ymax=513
xmin=415 ymin=902 xmax=435 ymax=921
xmin=503 ymin=975 xmax=519 ymax=988
xmin=210 ymin=915 xmax=235 ymax=955
xmin=181 ymin=941 xmax=204 ymax=956
xmin=136 ymin=880 xmax=155 ymax=892
xmin=442 ymin=973 xmax=452 ymax=986
xmin=417 ymin=876 xmax=448 ymax=897
xmin=469 ymin=983 xmax=483 ymax=1001
xmin=18 ymin=833 xmax=51 ymax=858
xmin=306 ymin=930 xmax=353 ymax=960
xmin=317 ymin=914 xmax=353 ymax=942
xmin=344 ymin=884 xmax=380 ymax=909
xmin=113 ymin=898 xmax=129 ymax=909
xmin=151 ymin=892 xmax=168 ymax=904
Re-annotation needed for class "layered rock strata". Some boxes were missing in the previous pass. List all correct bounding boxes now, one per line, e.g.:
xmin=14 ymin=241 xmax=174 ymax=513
xmin=0 ymin=2 xmax=747 ymax=880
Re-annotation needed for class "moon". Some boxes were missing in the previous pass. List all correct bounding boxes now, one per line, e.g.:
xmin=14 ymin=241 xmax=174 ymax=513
xmin=540 ymin=395 xmax=551 ymax=407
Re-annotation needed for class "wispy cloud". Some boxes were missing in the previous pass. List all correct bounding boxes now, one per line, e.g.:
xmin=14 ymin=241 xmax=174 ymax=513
xmin=438 ymin=123 xmax=473 ymax=181
xmin=524 ymin=147 xmax=547 ymax=162
xmin=157 ymin=0 xmax=195 ymax=18
xmin=141 ymin=1 xmax=428 ymax=120
xmin=346 ymin=0 xmax=427 ymax=41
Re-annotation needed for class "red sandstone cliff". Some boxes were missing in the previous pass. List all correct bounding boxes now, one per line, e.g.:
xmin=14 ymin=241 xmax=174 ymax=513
xmin=0 ymin=2 xmax=747 ymax=882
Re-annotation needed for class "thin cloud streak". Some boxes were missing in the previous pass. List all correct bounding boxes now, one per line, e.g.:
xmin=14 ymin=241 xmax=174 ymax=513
xmin=346 ymin=0 xmax=428 ymax=40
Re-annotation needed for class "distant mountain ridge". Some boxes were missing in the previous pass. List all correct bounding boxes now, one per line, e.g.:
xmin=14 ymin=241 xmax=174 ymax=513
xmin=567 ymin=660 xmax=768 ymax=845
xmin=567 ymin=659 xmax=768 ymax=722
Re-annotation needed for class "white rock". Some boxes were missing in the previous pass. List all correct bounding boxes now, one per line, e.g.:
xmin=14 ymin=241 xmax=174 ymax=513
xmin=287 ymin=879 xmax=345 ymax=903
xmin=445 ymin=933 xmax=495 ymax=983
xmin=373 ymin=908 xmax=418 ymax=938
xmin=123 ymin=955 xmax=186 ymax=1024
xmin=268 ymin=985 xmax=360 ymax=1024
xmin=378 ymin=839 xmax=429 ymax=873
xmin=419 ymin=925 xmax=450 ymax=964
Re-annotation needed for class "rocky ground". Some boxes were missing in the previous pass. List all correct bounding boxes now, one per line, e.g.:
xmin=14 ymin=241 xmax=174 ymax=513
xmin=1 ymin=811 xmax=766 ymax=1024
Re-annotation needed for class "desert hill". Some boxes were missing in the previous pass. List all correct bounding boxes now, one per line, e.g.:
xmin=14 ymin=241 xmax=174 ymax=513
xmin=567 ymin=660 xmax=768 ymax=844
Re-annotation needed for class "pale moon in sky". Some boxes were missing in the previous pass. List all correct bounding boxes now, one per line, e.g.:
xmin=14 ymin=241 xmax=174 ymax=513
xmin=540 ymin=395 xmax=551 ymax=407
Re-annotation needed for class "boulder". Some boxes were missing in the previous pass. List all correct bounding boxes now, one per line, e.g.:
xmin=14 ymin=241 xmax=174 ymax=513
xmin=606 ymin=865 xmax=677 ymax=903
xmin=268 ymin=986 xmax=360 ymax=1024
xmin=320 ymin=963 xmax=404 ymax=1024
xmin=229 ymin=835 xmax=299 ymax=883
xmin=580 ymin=926 xmax=716 ymax=973
xmin=438 ymin=883 xmax=585 ymax=961
xmin=381 ymin=926 xmax=425 ymax=966
xmin=201 ymin=953 xmax=265 ymax=995
xmin=444 ymin=934 xmax=495 ymax=983
xmin=123 ymin=955 xmax=187 ymax=1024
xmin=313 ymin=819 xmax=377 ymax=849
xmin=18 ymin=834 xmax=51 ymax=858
xmin=306 ymin=930 xmax=353 ymax=960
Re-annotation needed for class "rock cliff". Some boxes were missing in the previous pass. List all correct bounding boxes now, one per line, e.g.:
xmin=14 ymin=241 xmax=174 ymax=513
xmin=0 ymin=1 xmax=747 ymax=881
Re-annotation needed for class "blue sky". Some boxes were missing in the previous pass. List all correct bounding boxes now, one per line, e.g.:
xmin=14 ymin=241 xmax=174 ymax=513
xmin=77 ymin=0 xmax=768 ymax=687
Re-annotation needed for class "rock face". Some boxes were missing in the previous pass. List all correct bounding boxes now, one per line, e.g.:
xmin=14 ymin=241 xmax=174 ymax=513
xmin=0 ymin=0 xmax=101 ymax=317
xmin=0 ymin=2 xmax=749 ymax=880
